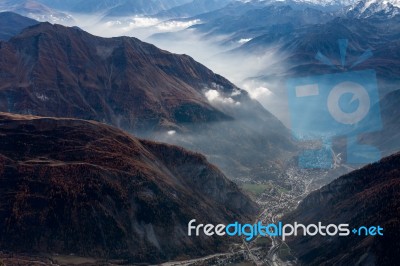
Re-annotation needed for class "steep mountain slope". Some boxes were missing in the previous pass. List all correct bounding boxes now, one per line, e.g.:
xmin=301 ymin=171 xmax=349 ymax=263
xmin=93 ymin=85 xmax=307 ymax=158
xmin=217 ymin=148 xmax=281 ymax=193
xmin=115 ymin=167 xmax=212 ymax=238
xmin=284 ymin=152 xmax=400 ymax=265
xmin=0 ymin=11 xmax=38 ymax=41
xmin=0 ymin=22 xmax=232 ymax=131
xmin=0 ymin=22 xmax=295 ymax=182
xmin=0 ymin=112 xmax=258 ymax=263
xmin=361 ymin=89 xmax=400 ymax=157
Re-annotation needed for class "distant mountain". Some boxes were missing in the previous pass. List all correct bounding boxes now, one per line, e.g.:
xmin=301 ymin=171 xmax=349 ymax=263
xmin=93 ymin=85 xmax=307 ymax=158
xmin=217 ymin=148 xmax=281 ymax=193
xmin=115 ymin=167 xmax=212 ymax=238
xmin=0 ymin=112 xmax=258 ymax=263
xmin=157 ymin=0 xmax=232 ymax=18
xmin=288 ymin=0 xmax=355 ymax=7
xmin=182 ymin=2 xmax=335 ymax=45
xmin=0 ymin=22 xmax=295 ymax=182
xmin=346 ymin=0 xmax=400 ymax=18
xmin=284 ymin=151 xmax=400 ymax=265
xmin=0 ymin=0 xmax=191 ymax=18
xmin=32 ymin=0 xmax=82 ymax=10
xmin=236 ymin=16 xmax=400 ymax=95
xmin=61 ymin=0 xmax=192 ymax=16
xmin=0 ymin=0 xmax=73 ymax=24
xmin=105 ymin=0 xmax=191 ymax=17
xmin=168 ymin=0 xmax=400 ymax=45
xmin=221 ymin=14 xmax=400 ymax=164
xmin=251 ymin=0 xmax=399 ymax=9
xmin=149 ymin=0 xmax=400 ymax=172
xmin=0 ymin=12 xmax=38 ymax=41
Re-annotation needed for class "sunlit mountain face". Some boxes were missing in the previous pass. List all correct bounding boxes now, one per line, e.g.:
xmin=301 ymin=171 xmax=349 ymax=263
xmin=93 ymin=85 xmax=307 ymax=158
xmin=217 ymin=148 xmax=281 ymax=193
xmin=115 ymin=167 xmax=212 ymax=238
xmin=0 ymin=0 xmax=399 ymax=265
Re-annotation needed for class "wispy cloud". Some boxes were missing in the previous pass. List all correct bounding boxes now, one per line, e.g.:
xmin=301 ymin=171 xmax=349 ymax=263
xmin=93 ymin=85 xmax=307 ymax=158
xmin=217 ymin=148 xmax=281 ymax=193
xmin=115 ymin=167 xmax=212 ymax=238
xmin=238 ymin=38 xmax=252 ymax=44
xmin=156 ymin=19 xmax=201 ymax=31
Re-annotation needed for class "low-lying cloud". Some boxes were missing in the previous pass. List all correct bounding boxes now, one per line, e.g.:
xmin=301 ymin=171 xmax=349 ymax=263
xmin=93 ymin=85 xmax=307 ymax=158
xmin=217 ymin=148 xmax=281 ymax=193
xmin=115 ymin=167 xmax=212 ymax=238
xmin=156 ymin=19 xmax=201 ymax=31
xmin=243 ymin=84 xmax=272 ymax=100
xmin=205 ymin=90 xmax=240 ymax=106
xmin=70 ymin=13 xmax=202 ymax=39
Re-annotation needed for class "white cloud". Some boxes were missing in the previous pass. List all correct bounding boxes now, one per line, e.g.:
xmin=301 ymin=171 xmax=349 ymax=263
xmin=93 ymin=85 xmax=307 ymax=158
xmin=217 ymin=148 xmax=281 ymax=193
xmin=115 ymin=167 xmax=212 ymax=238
xmin=231 ymin=89 xmax=242 ymax=96
xmin=205 ymin=89 xmax=240 ymax=105
xmin=205 ymin=89 xmax=220 ymax=102
xmin=129 ymin=17 xmax=159 ymax=28
xmin=167 ymin=130 xmax=176 ymax=136
xmin=238 ymin=38 xmax=252 ymax=44
xmin=156 ymin=19 xmax=201 ymax=31
xmin=243 ymin=85 xmax=272 ymax=99
xmin=105 ymin=17 xmax=160 ymax=30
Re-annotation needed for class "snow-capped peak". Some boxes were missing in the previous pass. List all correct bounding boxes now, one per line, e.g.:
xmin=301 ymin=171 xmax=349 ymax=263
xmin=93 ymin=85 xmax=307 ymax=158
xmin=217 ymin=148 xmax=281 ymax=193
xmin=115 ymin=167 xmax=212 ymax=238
xmin=347 ymin=0 xmax=400 ymax=18
xmin=290 ymin=0 xmax=400 ymax=7
xmin=236 ymin=0 xmax=355 ymax=6
xmin=251 ymin=0 xmax=400 ymax=8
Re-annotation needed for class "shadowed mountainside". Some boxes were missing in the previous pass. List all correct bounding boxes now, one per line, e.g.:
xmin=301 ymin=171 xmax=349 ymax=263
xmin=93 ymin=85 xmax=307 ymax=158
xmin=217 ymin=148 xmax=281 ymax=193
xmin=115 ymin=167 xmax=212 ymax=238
xmin=284 ymin=152 xmax=400 ymax=265
xmin=0 ymin=112 xmax=258 ymax=263
xmin=0 ymin=11 xmax=38 ymax=41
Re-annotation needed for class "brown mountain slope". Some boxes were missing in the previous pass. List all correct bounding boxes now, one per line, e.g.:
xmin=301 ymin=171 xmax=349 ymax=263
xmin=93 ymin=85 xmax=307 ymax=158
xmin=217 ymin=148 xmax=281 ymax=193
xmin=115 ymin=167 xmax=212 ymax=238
xmin=0 ymin=112 xmax=258 ymax=264
xmin=284 ymin=152 xmax=400 ymax=266
xmin=0 ymin=22 xmax=234 ymax=131
xmin=0 ymin=21 xmax=295 ymax=182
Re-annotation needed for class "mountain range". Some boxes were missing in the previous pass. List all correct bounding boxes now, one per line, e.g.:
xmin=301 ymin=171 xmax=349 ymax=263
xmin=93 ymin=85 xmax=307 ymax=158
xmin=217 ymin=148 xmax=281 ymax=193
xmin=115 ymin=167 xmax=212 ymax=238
xmin=0 ymin=1 xmax=399 ymax=264
xmin=187 ymin=3 xmax=335 ymax=43
xmin=4 ymin=0 xmax=192 ymax=14
xmin=156 ymin=0 xmax=232 ymax=18
xmin=346 ymin=0 xmax=400 ymax=18
xmin=0 ymin=20 xmax=295 ymax=183
xmin=0 ymin=0 xmax=74 ymax=24
xmin=179 ymin=0 xmax=400 ymax=46
xmin=166 ymin=0 xmax=400 ymax=157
